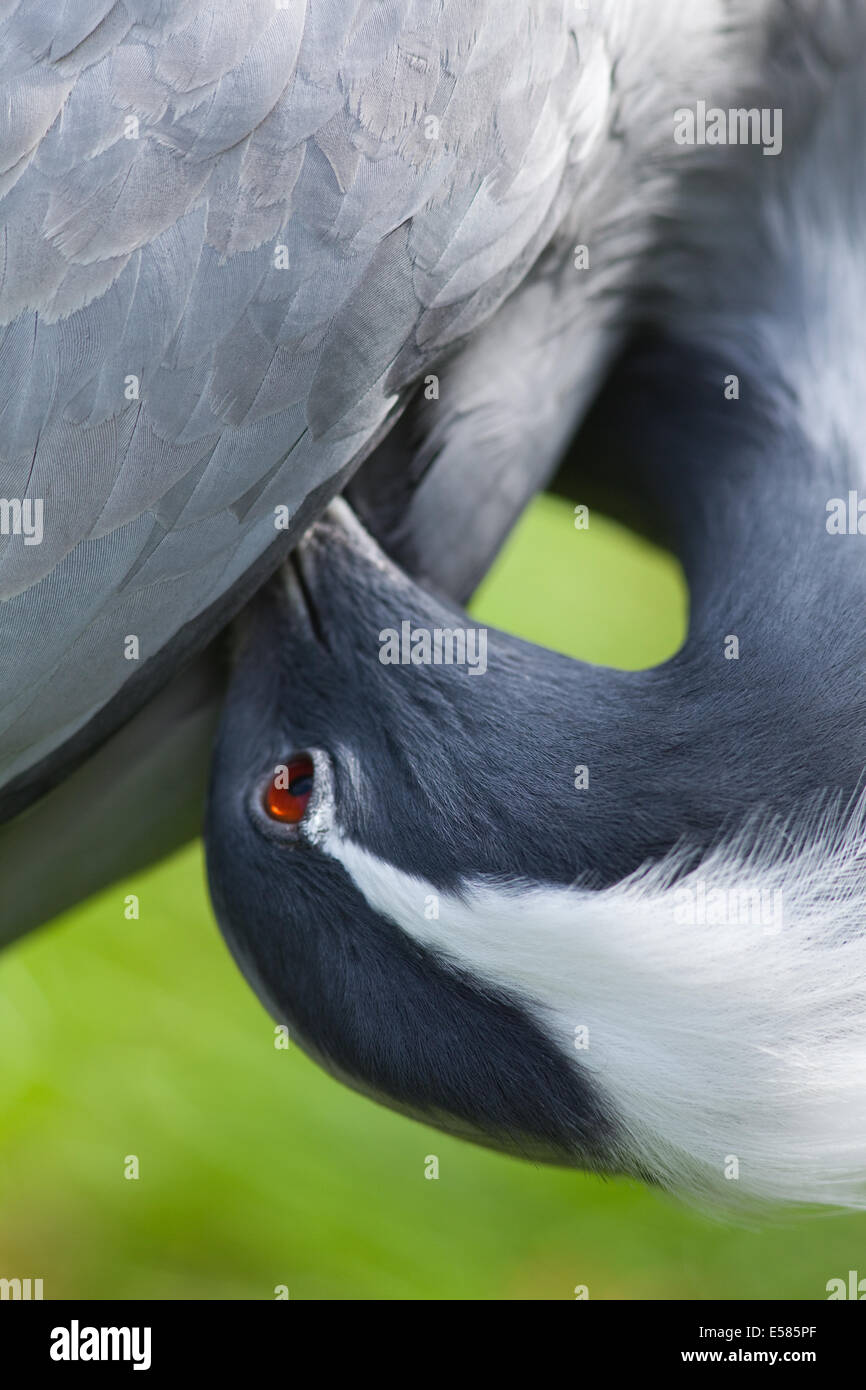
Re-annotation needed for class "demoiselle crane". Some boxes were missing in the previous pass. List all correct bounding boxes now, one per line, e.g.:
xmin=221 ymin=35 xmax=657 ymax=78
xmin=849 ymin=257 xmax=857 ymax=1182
xmin=1 ymin=0 xmax=863 ymax=1208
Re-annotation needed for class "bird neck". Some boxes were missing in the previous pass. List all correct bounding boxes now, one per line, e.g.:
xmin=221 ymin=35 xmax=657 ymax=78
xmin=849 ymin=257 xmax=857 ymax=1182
xmin=546 ymin=334 xmax=866 ymax=884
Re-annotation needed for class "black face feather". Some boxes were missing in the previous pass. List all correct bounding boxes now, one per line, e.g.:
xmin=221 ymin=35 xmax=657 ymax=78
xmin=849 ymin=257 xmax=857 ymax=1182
xmin=205 ymin=503 xmax=628 ymax=1166
xmin=206 ymin=808 xmax=619 ymax=1165
xmin=209 ymin=504 xmax=690 ymax=901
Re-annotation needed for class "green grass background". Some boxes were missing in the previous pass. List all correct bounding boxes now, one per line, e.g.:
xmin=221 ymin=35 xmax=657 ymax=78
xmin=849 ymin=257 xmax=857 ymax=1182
xmin=1 ymin=493 xmax=863 ymax=1300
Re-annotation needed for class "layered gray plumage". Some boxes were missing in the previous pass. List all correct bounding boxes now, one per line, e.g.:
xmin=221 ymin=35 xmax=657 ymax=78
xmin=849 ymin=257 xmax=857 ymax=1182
xmin=0 ymin=0 xmax=582 ymax=796
xmin=0 ymin=0 xmax=753 ymax=817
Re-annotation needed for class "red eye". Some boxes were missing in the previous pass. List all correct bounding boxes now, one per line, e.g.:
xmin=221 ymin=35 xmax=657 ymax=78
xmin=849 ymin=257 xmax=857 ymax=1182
xmin=264 ymin=755 xmax=314 ymax=824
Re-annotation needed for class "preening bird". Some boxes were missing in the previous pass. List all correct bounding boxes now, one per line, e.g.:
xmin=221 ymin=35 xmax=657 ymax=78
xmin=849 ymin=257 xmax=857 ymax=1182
xmin=1 ymin=0 xmax=865 ymax=1209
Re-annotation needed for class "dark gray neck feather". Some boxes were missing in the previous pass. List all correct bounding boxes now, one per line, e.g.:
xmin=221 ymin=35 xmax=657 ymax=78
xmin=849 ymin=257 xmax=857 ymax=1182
xmin=531 ymin=335 xmax=866 ymax=885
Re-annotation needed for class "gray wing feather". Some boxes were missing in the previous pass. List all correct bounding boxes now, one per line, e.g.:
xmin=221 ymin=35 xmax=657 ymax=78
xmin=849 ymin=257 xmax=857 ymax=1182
xmin=0 ymin=0 xmax=592 ymax=797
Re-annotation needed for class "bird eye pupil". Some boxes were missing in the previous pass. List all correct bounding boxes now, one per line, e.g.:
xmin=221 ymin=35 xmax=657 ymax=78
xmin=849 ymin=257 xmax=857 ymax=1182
xmin=263 ymin=755 xmax=314 ymax=824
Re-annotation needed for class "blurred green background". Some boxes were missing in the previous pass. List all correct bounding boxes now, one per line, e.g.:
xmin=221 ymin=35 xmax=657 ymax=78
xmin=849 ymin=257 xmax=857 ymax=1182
xmin=1 ymin=493 xmax=863 ymax=1300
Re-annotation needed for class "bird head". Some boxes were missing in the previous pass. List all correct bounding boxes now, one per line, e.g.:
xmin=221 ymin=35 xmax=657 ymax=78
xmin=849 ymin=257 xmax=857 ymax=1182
xmin=205 ymin=498 xmax=627 ymax=1170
